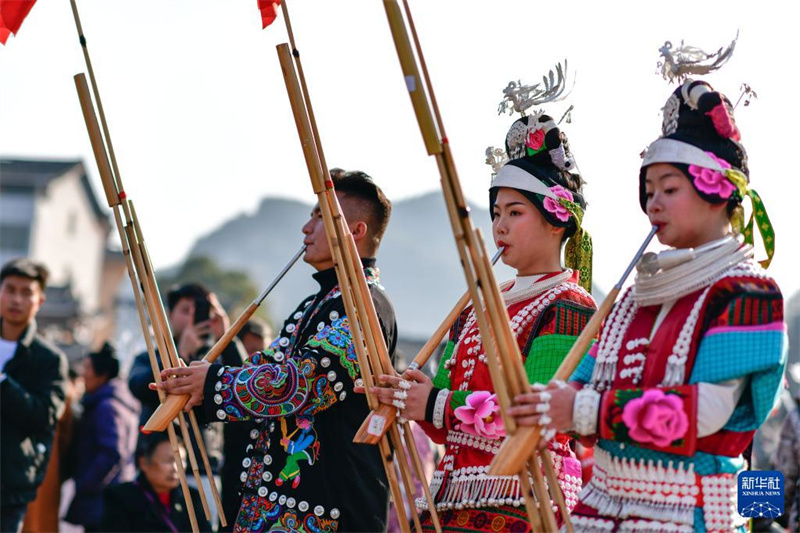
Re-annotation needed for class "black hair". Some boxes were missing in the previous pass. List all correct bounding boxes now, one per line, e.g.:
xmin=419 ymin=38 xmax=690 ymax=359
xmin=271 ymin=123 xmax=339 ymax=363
xmin=490 ymin=115 xmax=587 ymax=242
xmin=166 ymin=282 xmax=210 ymax=312
xmin=136 ymin=431 xmax=178 ymax=462
xmin=88 ymin=341 xmax=120 ymax=380
xmin=237 ymin=318 xmax=270 ymax=341
xmin=0 ymin=258 xmax=49 ymax=291
xmin=330 ymin=169 xmax=392 ymax=249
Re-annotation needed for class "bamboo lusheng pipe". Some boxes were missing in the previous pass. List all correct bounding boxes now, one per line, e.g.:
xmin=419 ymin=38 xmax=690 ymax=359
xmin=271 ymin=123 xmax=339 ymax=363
xmin=121 ymin=213 xmax=212 ymax=522
xmin=143 ymin=245 xmax=306 ymax=432
xmin=109 ymin=209 xmax=200 ymax=532
xmin=274 ymin=2 xmax=440 ymax=529
xmin=274 ymin=41 xmax=424 ymax=533
xmin=490 ymin=226 xmax=660 ymax=477
xmin=382 ymin=0 xmax=572 ymax=526
xmin=354 ymin=247 xmax=503 ymax=445
xmin=72 ymin=71 xmax=202 ymax=531
xmin=72 ymin=15 xmax=221 ymax=515
xmin=128 ymin=204 xmax=220 ymax=523
xmin=71 ymin=0 xmax=221 ymax=511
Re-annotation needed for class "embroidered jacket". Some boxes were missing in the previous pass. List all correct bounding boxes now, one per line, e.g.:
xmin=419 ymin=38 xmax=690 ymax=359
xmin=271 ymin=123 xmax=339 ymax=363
xmin=203 ymin=260 xmax=396 ymax=533
xmin=569 ymin=258 xmax=787 ymax=532
xmin=419 ymin=270 xmax=596 ymax=531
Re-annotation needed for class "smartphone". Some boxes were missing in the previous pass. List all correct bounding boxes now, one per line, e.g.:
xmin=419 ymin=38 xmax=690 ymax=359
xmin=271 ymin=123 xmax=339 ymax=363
xmin=193 ymin=298 xmax=211 ymax=325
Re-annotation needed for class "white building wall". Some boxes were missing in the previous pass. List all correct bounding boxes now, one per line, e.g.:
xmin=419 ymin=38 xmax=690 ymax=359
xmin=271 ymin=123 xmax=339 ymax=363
xmin=29 ymin=165 xmax=107 ymax=313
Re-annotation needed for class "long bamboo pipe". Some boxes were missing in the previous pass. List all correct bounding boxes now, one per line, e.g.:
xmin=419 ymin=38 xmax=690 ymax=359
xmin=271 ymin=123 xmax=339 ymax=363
xmin=353 ymin=248 xmax=503 ymax=445
xmin=382 ymin=0 xmax=570 ymax=525
xmin=490 ymin=226 xmax=660 ymax=476
xmin=143 ymin=245 xmax=307 ymax=432
xmin=275 ymin=2 xmax=439 ymax=529
xmin=73 ymin=71 xmax=202 ymax=532
xmin=274 ymin=39 xmax=421 ymax=533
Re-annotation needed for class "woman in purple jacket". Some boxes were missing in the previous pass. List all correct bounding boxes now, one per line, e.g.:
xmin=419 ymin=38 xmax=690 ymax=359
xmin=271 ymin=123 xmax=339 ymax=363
xmin=65 ymin=342 xmax=140 ymax=532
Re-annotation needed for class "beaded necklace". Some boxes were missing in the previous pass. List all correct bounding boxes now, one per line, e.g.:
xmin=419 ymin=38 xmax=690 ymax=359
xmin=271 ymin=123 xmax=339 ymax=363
xmin=589 ymin=256 xmax=762 ymax=391
xmin=448 ymin=277 xmax=587 ymax=389
xmin=633 ymin=237 xmax=753 ymax=307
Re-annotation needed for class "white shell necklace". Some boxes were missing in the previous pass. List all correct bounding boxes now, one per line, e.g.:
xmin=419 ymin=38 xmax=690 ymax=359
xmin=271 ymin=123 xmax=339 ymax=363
xmin=633 ymin=235 xmax=753 ymax=307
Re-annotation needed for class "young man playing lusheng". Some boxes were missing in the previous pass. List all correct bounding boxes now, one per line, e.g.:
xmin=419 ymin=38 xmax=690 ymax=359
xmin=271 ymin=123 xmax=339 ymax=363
xmin=157 ymin=171 xmax=397 ymax=533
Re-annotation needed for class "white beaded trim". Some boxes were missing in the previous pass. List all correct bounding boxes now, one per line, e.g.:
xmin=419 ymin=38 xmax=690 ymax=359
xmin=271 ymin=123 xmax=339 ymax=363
xmin=573 ymin=387 xmax=601 ymax=435
xmin=701 ymin=474 xmax=747 ymax=531
xmin=617 ymin=519 xmax=694 ymax=532
xmin=589 ymin=289 xmax=637 ymax=391
xmin=564 ymin=516 xmax=616 ymax=532
xmin=579 ymin=448 xmax=698 ymax=526
xmin=452 ymin=281 xmax=587 ymax=389
xmin=445 ymin=430 xmax=501 ymax=455
xmin=432 ymin=388 xmax=449 ymax=429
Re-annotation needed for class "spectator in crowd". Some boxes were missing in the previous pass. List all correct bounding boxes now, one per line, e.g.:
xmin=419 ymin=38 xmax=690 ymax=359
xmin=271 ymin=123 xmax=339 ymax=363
xmin=65 ymin=342 xmax=140 ymax=532
xmin=0 ymin=259 xmax=68 ymax=533
xmin=22 ymin=366 xmax=82 ymax=533
xmin=101 ymin=432 xmax=212 ymax=532
xmin=235 ymin=318 xmax=271 ymax=356
xmin=128 ymin=282 xmax=246 ymax=528
xmin=773 ymin=367 xmax=800 ymax=532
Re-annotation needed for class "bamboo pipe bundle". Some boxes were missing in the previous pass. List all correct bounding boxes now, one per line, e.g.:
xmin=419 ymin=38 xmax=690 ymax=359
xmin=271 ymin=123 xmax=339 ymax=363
xmin=274 ymin=2 xmax=440 ymax=530
xmin=73 ymin=70 xmax=210 ymax=531
xmin=380 ymin=1 xmax=577 ymax=528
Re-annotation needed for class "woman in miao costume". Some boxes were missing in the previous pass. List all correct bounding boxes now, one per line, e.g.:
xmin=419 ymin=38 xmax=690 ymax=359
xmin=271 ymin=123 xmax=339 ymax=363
xmin=509 ymin=78 xmax=787 ymax=532
xmin=366 ymin=90 xmax=597 ymax=531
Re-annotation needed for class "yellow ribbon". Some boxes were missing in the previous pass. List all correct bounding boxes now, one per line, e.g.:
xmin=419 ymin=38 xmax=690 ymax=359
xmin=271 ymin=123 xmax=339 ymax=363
xmin=724 ymin=169 xmax=775 ymax=269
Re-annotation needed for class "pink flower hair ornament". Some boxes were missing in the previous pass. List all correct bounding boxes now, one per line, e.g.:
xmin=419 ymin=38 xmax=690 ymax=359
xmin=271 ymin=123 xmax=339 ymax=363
xmin=542 ymin=185 xmax=576 ymax=223
xmin=621 ymin=389 xmax=689 ymax=448
xmin=526 ymin=128 xmax=546 ymax=155
xmin=688 ymin=151 xmax=737 ymax=199
xmin=454 ymin=391 xmax=505 ymax=439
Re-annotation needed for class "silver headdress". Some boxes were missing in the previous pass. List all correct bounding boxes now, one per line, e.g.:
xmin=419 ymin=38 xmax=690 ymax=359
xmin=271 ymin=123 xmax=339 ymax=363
xmin=658 ymin=32 xmax=738 ymax=83
xmin=487 ymin=60 xmax=576 ymax=177
xmin=497 ymin=60 xmax=571 ymax=116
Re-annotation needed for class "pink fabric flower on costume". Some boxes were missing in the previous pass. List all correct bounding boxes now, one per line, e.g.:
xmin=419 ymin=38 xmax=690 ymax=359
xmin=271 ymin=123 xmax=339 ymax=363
xmin=527 ymin=128 xmax=546 ymax=151
xmin=688 ymin=152 xmax=736 ymax=199
xmin=454 ymin=391 xmax=505 ymax=439
xmin=542 ymin=185 xmax=574 ymax=222
xmin=621 ymin=389 xmax=689 ymax=448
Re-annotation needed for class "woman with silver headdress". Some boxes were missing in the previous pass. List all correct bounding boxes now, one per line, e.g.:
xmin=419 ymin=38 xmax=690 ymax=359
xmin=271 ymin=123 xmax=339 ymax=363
xmin=367 ymin=74 xmax=597 ymax=531
xmin=509 ymin=78 xmax=786 ymax=532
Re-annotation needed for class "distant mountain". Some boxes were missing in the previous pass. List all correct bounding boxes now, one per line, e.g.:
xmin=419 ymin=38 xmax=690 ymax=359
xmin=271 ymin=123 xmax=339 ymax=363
xmin=186 ymin=192 xmax=514 ymax=339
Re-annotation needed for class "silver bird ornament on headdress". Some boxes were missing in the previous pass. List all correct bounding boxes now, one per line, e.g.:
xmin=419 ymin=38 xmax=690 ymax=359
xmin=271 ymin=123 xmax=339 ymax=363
xmin=497 ymin=60 xmax=571 ymax=116
xmin=658 ymin=32 xmax=738 ymax=83
xmin=485 ymin=146 xmax=508 ymax=177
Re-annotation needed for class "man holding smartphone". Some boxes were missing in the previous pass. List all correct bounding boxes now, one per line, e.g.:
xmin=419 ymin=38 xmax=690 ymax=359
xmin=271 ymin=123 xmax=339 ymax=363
xmin=127 ymin=282 xmax=248 ymax=529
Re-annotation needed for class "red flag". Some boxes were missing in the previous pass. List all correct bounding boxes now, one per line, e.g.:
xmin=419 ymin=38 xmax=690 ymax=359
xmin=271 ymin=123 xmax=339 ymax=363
xmin=257 ymin=0 xmax=280 ymax=29
xmin=0 ymin=0 xmax=37 ymax=45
